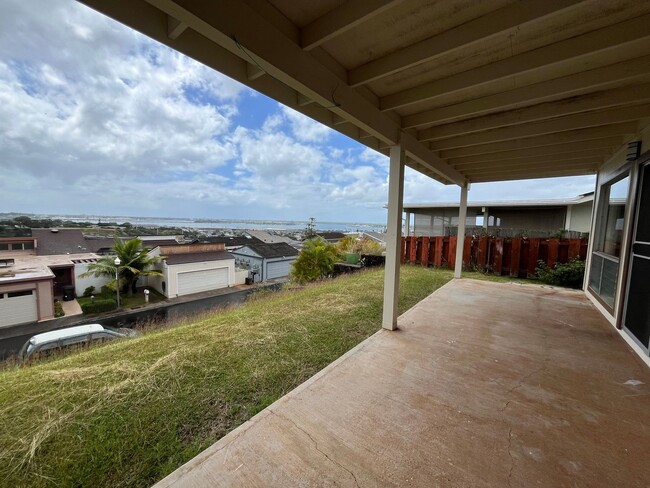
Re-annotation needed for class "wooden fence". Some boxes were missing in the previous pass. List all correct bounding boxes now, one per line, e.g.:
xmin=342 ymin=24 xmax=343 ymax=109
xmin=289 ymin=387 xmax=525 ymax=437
xmin=401 ymin=236 xmax=588 ymax=278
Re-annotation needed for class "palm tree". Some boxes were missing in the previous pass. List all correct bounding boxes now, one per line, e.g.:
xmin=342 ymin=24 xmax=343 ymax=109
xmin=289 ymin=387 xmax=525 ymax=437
xmin=291 ymin=238 xmax=339 ymax=284
xmin=82 ymin=238 xmax=164 ymax=296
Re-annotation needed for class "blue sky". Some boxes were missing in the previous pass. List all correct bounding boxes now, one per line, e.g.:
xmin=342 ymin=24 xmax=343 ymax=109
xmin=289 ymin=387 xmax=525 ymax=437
xmin=0 ymin=0 xmax=597 ymax=224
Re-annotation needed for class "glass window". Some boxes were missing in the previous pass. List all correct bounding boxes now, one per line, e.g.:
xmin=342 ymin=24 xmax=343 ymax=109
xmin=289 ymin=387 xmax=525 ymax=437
xmin=597 ymin=176 xmax=629 ymax=258
xmin=23 ymin=242 xmax=34 ymax=250
xmin=8 ymin=290 xmax=33 ymax=298
xmin=0 ymin=244 xmax=8 ymax=251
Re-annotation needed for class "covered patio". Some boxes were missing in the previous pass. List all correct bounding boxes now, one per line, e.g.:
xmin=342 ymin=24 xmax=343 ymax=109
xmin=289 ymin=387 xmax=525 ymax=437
xmin=154 ymin=279 xmax=650 ymax=487
xmin=75 ymin=0 xmax=650 ymax=485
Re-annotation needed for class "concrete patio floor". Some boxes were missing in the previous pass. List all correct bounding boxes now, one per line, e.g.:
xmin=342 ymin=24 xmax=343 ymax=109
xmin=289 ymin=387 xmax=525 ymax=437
xmin=155 ymin=279 xmax=650 ymax=487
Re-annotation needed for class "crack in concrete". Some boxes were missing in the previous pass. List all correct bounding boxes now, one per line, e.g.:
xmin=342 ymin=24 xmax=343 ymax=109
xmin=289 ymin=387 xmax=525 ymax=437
xmin=506 ymin=427 xmax=515 ymax=488
xmin=499 ymin=362 xmax=548 ymax=412
xmin=269 ymin=410 xmax=361 ymax=488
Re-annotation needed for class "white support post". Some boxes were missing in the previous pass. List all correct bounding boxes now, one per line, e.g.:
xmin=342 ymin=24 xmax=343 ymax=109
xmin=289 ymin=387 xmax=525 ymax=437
xmin=405 ymin=211 xmax=411 ymax=236
xmin=382 ymin=145 xmax=405 ymax=330
xmin=483 ymin=207 xmax=489 ymax=229
xmin=454 ymin=185 xmax=469 ymax=279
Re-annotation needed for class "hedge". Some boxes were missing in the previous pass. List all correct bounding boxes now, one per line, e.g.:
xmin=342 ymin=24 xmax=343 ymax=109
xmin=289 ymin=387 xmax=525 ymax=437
xmin=80 ymin=298 xmax=117 ymax=315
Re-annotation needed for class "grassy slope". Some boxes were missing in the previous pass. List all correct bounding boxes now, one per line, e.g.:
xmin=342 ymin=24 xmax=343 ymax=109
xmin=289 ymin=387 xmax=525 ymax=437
xmin=0 ymin=266 xmax=452 ymax=488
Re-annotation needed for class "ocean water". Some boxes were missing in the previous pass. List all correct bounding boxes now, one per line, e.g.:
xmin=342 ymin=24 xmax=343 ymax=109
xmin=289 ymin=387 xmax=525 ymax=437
xmin=43 ymin=214 xmax=385 ymax=233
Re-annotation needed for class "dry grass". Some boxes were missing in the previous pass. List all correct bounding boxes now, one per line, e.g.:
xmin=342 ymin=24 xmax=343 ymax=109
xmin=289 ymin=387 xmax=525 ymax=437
xmin=0 ymin=266 xmax=452 ymax=487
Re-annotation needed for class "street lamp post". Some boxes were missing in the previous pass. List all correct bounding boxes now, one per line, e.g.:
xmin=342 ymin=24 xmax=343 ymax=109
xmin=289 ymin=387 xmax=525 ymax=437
xmin=114 ymin=257 xmax=121 ymax=308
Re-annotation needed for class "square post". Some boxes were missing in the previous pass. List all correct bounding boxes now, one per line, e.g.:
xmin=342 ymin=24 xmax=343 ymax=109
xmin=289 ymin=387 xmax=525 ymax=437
xmin=454 ymin=184 xmax=469 ymax=279
xmin=382 ymin=145 xmax=405 ymax=330
xmin=405 ymin=211 xmax=411 ymax=236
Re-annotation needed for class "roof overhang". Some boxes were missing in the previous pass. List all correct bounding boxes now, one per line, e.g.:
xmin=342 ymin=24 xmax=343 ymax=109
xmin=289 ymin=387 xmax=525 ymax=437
xmin=78 ymin=0 xmax=650 ymax=186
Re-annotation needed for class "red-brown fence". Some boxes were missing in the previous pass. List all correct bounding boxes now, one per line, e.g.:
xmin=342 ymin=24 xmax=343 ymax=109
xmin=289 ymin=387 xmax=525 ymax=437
xmin=401 ymin=236 xmax=588 ymax=278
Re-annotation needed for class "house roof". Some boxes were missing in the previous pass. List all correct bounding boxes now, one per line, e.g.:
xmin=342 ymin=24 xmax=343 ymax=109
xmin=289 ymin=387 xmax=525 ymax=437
xmin=245 ymin=230 xmax=296 ymax=245
xmin=403 ymin=194 xmax=596 ymax=211
xmin=316 ymin=232 xmax=346 ymax=240
xmin=31 ymin=229 xmax=114 ymax=255
xmin=196 ymin=235 xmax=264 ymax=247
xmin=236 ymin=242 xmax=300 ymax=259
xmin=81 ymin=1 xmax=650 ymax=186
xmin=164 ymin=251 xmax=234 ymax=265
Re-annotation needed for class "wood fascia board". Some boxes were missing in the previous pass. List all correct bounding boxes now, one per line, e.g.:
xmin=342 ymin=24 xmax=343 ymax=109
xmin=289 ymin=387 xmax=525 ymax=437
xmin=427 ymin=103 xmax=650 ymax=148
xmin=348 ymin=0 xmax=583 ymax=87
xmin=452 ymin=149 xmax=610 ymax=169
xmin=448 ymin=138 xmax=621 ymax=165
xmin=301 ymin=0 xmax=403 ymax=51
xmin=380 ymin=14 xmax=650 ymax=111
xmin=417 ymin=83 xmax=650 ymax=141
xmin=437 ymin=124 xmax=636 ymax=157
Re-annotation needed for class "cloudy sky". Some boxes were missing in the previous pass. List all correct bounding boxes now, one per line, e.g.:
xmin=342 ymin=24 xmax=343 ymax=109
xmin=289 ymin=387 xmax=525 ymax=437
xmin=0 ymin=0 xmax=596 ymax=224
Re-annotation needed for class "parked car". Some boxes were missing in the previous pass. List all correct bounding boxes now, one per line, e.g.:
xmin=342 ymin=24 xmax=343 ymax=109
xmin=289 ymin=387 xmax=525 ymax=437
xmin=19 ymin=323 xmax=138 ymax=361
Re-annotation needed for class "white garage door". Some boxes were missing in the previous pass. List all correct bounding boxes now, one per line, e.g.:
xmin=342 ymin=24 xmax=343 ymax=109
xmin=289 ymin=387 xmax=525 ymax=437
xmin=266 ymin=260 xmax=293 ymax=280
xmin=0 ymin=290 xmax=38 ymax=328
xmin=177 ymin=268 xmax=229 ymax=296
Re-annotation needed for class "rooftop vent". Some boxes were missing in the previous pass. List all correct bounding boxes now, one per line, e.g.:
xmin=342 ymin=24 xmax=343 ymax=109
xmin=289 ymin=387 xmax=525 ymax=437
xmin=50 ymin=228 xmax=59 ymax=233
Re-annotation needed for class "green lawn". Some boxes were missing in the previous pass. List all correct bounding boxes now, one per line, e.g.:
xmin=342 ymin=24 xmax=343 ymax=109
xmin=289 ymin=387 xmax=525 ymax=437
xmin=0 ymin=266 xmax=453 ymax=488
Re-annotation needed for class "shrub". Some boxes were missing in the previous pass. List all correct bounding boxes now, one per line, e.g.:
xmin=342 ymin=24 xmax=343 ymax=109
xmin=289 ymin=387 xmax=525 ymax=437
xmin=53 ymin=300 xmax=65 ymax=318
xmin=291 ymin=238 xmax=339 ymax=284
xmin=536 ymin=258 xmax=585 ymax=289
xmin=80 ymin=298 xmax=117 ymax=315
xmin=82 ymin=286 xmax=95 ymax=297
xmin=100 ymin=284 xmax=114 ymax=298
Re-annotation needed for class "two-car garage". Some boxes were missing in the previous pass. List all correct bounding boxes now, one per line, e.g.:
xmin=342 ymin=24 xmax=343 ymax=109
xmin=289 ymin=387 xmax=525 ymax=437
xmin=176 ymin=267 xmax=230 ymax=296
xmin=158 ymin=249 xmax=236 ymax=298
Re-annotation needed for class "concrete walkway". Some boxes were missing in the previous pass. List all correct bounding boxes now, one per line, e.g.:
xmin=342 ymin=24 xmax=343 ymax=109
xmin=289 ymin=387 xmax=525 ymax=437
xmin=60 ymin=298 xmax=82 ymax=317
xmin=155 ymin=279 xmax=650 ymax=488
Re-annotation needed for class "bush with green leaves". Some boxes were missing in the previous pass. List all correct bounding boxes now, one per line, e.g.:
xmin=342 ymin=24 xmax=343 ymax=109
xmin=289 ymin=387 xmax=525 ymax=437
xmin=80 ymin=298 xmax=117 ymax=315
xmin=536 ymin=258 xmax=585 ymax=289
xmin=82 ymin=286 xmax=96 ymax=297
xmin=291 ymin=238 xmax=340 ymax=284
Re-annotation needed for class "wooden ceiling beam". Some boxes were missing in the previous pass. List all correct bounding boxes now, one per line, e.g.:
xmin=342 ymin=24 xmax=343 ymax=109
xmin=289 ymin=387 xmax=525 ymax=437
xmin=427 ymin=104 xmax=650 ymax=148
xmin=301 ymin=0 xmax=403 ymax=51
xmin=348 ymin=0 xmax=583 ymax=87
xmin=402 ymin=56 xmax=650 ymax=129
xmin=452 ymin=149 xmax=610 ymax=170
xmin=461 ymin=158 xmax=601 ymax=176
xmin=469 ymin=167 xmax=597 ymax=183
xmin=434 ymin=123 xmax=637 ymax=155
xmin=448 ymin=138 xmax=621 ymax=165
xmin=380 ymin=14 xmax=650 ymax=111
xmin=418 ymin=83 xmax=650 ymax=141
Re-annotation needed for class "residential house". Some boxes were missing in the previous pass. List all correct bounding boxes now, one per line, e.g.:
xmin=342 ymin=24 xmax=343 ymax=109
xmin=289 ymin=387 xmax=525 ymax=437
xmin=147 ymin=243 xmax=237 ymax=298
xmin=194 ymin=234 xmax=264 ymax=251
xmin=245 ymin=230 xmax=301 ymax=248
xmin=231 ymin=243 xmax=299 ymax=282
xmin=403 ymin=193 xmax=598 ymax=237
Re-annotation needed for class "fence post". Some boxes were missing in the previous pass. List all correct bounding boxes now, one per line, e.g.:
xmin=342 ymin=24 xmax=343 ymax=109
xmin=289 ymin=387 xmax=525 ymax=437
xmin=421 ymin=237 xmax=430 ymax=267
xmin=494 ymin=238 xmax=504 ymax=275
xmin=448 ymin=236 xmax=457 ymax=270
xmin=434 ymin=237 xmax=443 ymax=266
xmin=510 ymin=238 xmax=521 ymax=277
xmin=527 ymin=238 xmax=540 ymax=277
xmin=548 ymin=238 xmax=559 ymax=268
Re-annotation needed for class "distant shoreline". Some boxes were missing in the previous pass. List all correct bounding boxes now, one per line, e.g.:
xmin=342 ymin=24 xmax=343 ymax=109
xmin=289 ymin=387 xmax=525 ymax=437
xmin=1 ymin=213 xmax=385 ymax=233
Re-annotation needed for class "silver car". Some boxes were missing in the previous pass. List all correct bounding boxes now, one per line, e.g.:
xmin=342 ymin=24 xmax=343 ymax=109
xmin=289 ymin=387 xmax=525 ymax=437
xmin=20 ymin=323 xmax=138 ymax=360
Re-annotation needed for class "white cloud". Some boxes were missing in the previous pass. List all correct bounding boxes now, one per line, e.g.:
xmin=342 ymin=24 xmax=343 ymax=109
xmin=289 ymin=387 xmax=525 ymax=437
xmin=281 ymin=105 xmax=333 ymax=143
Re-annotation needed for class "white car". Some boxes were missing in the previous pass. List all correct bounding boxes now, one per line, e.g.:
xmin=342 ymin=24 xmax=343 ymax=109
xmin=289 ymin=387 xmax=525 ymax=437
xmin=20 ymin=324 xmax=138 ymax=360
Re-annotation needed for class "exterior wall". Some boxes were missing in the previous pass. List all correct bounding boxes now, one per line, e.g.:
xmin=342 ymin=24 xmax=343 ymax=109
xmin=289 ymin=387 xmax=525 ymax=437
xmin=74 ymin=262 xmax=111 ymax=296
xmin=234 ymin=269 xmax=248 ymax=285
xmin=413 ymin=208 xmax=478 ymax=236
xmin=164 ymin=259 xmax=235 ymax=297
xmin=567 ymin=201 xmax=593 ymax=233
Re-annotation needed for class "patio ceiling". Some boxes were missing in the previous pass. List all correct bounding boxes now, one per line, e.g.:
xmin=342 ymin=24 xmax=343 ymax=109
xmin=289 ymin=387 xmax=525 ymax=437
xmin=79 ymin=0 xmax=650 ymax=186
